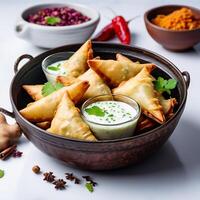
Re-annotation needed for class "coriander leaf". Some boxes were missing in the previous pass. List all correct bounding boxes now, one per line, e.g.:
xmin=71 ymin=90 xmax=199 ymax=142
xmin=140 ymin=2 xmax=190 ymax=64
xmin=42 ymin=82 xmax=55 ymax=97
xmin=45 ymin=16 xmax=61 ymax=25
xmin=85 ymin=182 xmax=94 ymax=192
xmin=54 ymin=82 xmax=64 ymax=90
xmin=42 ymin=82 xmax=64 ymax=97
xmin=0 ymin=169 xmax=4 ymax=178
xmin=165 ymin=79 xmax=177 ymax=90
xmin=154 ymin=77 xmax=166 ymax=92
xmin=154 ymin=76 xmax=177 ymax=95
xmin=47 ymin=66 xmax=60 ymax=71
xmin=85 ymin=106 xmax=105 ymax=117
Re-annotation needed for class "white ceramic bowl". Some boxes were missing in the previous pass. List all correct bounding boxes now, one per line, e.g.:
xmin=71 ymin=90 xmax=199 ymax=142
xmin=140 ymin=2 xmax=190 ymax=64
xmin=15 ymin=3 xmax=100 ymax=48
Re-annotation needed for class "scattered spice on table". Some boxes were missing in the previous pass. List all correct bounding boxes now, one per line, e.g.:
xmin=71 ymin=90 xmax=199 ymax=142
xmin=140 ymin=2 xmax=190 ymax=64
xmin=0 ymin=144 xmax=17 ymax=160
xmin=85 ymin=182 xmax=94 ymax=193
xmin=43 ymin=172 xmax=55 ymax=183
xmin=152 ymin=7 xmax=200 ymax=31
xmin=82 ymin=175 xmax=92 ymax=181
xmin=83 ymin=175 xmax=97 ymax=192
xmin=53 ymin=179 xmax=67 ymax=190
xmin=12 ymin=149 xmax=23 ymax=158
xmin=65 ymin=173 xmax=81 ymax=184
xmin=34 ymin=166 xmax=98 ymax=192
xmin=32 ymin=165 xmax=41 ymax=174
xmin=82 ymin=175 xmax=97 ymax=186
xmin=0 ymin=169 xmax=4 ymax=178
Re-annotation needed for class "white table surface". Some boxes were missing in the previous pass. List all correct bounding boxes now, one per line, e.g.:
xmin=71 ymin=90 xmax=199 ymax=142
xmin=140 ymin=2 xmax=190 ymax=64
xmin=0 ymin=0 xmax=200 ymax=199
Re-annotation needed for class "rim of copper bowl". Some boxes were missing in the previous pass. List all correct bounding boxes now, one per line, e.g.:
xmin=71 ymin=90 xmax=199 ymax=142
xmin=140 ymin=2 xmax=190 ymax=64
xmin=144 ymin=4 xmax=200 ymax=33
xmin=10 ymin=42 xmax=188 ymax=144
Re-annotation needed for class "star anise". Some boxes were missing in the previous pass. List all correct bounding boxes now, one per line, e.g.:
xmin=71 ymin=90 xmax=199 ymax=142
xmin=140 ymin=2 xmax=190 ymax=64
xmin=82 ymin=175 xmax=92 ymax=182
xmin=53 ymin=179 xmax=66 ymax=190
xmin=65 ymin=173 xmax=75 ymax=181
xmin=43 ymin=172 xmax=55 ymax=183
xmin=82 ymin=175 xmax=97 ymax=186
xmin=74 ymin=177 xmax=81 ymax=184
xmin=90 ymin=180 xmax=97 ymax=187
xmin=65 ymin=173 xmax=81 ymax=184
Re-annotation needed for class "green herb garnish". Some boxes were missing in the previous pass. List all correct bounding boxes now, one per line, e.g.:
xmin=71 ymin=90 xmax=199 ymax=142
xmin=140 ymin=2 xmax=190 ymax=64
xmin=47 ymin=65 xmax=60 ymax=71
xmin=85 ymin=106 xmax=105 ymax=117
xmin=85 ymin=182 xmax=94 ymax=192
xmin=154 ymin=76 xmax=177 ymax=95
xmin=42 ymin=82 xmax=64 ymax=97
xmin=0 ymin=169 xmax=4 ymax=178
xmin=45 ymin=16 xmax=61 ymax=25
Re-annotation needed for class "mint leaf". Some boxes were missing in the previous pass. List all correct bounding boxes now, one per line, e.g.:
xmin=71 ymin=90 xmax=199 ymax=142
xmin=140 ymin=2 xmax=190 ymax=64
xmin=0 ymin=169 xmax=4 ymax=178
xmin=85 ymin=106 xmax=105 ymax=117
xmin=42 ymin=82 xmax=64 ymax=97
xmin=47 ymin=66 xmax=60 ymax=71
xmin=154 ymin=76 xmax=177 ymax=95
xmin=45 ymin=16 xmax=61 ymax=25
xmin=85 ymin=182 xmax=94 ymax=192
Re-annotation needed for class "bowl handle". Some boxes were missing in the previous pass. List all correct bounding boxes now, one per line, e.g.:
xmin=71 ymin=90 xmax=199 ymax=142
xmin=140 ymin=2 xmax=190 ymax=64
xmin=14 ymin=54 xmax=34 ymax=74
xmin=0 ymin=107 xmax=14 ymax=118
xmin=15 ymin=21 xmax=30 ymax=39
xmin=182 ymin=71 xmax=190 ymax=90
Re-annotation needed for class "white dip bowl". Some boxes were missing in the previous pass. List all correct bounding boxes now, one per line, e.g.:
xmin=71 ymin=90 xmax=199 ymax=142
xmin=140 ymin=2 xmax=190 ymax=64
xmin=15 ymin=3 xmax=100 ymax=48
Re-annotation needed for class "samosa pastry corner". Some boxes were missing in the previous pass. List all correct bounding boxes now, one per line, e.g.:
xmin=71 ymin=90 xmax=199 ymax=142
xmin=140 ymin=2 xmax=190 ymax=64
xmin=47 ymin=92 xmax=96 ymax=141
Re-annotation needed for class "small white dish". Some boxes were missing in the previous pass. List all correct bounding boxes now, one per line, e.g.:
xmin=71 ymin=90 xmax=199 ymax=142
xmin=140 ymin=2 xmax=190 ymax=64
xmin=15 ymin=3 xmax=100 ymax=48
xmin=42 ymin=52 xmax=73 ymax=83
xmin=81 ymin=94 xmax=141 ymax=140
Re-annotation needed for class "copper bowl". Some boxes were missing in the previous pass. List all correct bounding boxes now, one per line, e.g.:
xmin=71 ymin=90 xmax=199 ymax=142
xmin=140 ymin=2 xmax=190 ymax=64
xmin=144 ymin=5 xmax=200 ymax=51
xmin=0 ymin=42 xmax=190 ymax=170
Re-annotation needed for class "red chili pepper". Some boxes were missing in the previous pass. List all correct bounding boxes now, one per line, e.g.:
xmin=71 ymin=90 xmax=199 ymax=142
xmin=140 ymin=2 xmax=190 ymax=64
xmin=93 ymin=23 xmax=115 ymax=41
xmin=93 ymin=16 xmax=137 ymax=42
xmin=112 ymin=16 xmax=131 ymax=45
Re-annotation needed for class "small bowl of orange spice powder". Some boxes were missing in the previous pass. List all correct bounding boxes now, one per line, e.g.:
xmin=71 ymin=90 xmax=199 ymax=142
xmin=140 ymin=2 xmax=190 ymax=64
xmin=144 ymin=5 xmax=200 ymax=51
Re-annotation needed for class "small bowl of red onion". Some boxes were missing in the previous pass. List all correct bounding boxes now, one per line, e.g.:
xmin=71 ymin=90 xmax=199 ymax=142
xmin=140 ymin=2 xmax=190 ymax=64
xmin=15 ymin=3 xmax=100 ymax=48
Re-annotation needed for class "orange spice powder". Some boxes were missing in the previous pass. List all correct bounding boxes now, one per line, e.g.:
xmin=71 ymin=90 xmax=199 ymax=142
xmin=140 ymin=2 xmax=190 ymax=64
xmin=152 ymin=7 xmax=200 ymax=31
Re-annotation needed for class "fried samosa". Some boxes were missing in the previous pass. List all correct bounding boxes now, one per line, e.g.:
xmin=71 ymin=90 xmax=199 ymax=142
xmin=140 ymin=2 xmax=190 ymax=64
xmin=136 ymin=114 xmax=156 ymax=131
xmin=58 ymin=69 xmax=112 ymax=101
xmin=137 ymin=96 xmax=177 ymax=131
xmin=63 ymin=40 xmax=93 ymax=77
xmin=23 ymin=85 xmax=43 ymax=101
xmin=36 ymin=121 xmax=51 ymax=129
xmin=20 ymin=81 xmax=89 ymax=122
xmin=116 ymin=53 xmax=155 ymax=71
xmin=23 ymin=77 xmax=76 ymax=102
xmin=113 ymin=66 xmax=165 ymax=124
xmin=47 ymin=92 xmax=96 ymax=141
xmin=88 ymin=55 xmax=155 ymax=87
xmin=56 ymin=75 xmax=76 ymax=86
xmin=159 ymin=95 xmax=177 ymax=116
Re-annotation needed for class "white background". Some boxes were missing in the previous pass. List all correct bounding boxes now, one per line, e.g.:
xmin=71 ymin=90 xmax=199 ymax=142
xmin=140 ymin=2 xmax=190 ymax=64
xmin=0 ymin=0 xmax=200 ymax=199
